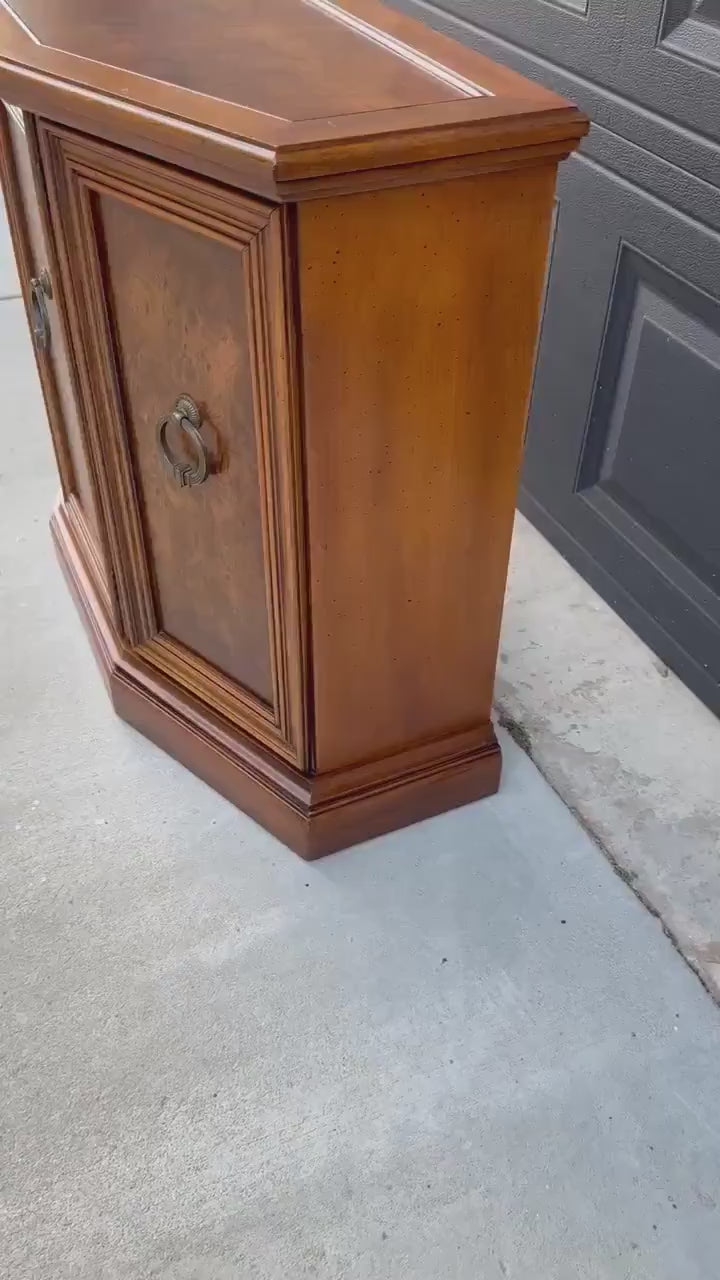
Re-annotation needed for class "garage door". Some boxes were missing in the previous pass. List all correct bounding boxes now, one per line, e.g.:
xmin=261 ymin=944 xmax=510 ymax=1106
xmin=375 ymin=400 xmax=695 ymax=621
xmin=400 ymin=0 xmax=720 ymax=715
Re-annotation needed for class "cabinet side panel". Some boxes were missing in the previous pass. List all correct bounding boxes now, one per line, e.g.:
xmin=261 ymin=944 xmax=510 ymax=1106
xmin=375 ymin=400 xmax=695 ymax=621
xmin=298 ymin=166 xmax=556 ymax=772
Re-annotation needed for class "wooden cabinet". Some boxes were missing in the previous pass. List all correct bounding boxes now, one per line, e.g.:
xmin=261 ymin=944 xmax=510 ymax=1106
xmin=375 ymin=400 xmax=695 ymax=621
xmin=0 ymin=0 xmax=586 ymax=856
xmin=35 ymin=124 xmax=306 ymax=767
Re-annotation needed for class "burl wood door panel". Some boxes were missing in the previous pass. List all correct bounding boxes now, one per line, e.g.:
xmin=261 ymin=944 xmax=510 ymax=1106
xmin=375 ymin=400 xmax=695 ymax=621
xmin=36 ymin=121 xmax=306 ymax=764
xmin=97 ymin=195 xmax=272 ymax=703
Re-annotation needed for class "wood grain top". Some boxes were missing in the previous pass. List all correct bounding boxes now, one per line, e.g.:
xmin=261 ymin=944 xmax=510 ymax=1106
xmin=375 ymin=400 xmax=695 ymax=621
xmin=4 ymin=0 xmax=479 ymax=117
xmin=0 ymin=0 xmax=587 ymax=196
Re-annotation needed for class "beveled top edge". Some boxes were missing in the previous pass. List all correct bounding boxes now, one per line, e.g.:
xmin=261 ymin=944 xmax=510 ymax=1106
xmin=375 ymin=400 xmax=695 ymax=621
xmin=303 ymin=0 xmax=491 ymax=99
xmin=0 ymin=0 xmax=587 ymax=195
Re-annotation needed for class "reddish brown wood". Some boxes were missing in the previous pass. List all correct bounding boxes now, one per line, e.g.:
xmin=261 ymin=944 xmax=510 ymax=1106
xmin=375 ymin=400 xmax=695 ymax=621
xmin=0 ymin=0 xmax=587 ymax=199
xmin=0 ymin=105 xmax=102 ymax=538
xmin=298 ymin=165 xmax=557 ymax=772
xmin=96 ymin=192 xmax=273 ymax=703
xmin=0 ymin=0 xmax=587 ymax=855
xmin=6 ymin=0 xmax=474 ymax=117
xmin=35 ymin=121 xmax=308 ymax=766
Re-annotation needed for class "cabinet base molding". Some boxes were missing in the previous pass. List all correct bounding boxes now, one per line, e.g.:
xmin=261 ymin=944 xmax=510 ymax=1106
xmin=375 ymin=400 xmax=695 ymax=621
xmin=52 ymin=498 xmax=501 ymax=859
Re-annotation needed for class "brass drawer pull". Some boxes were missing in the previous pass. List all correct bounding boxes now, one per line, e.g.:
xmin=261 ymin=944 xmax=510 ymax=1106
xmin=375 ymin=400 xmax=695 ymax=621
xmin=30 ymin=268 xmax=52 ymax=352
xmin=156 ymin=395 xmax=209 ymax=488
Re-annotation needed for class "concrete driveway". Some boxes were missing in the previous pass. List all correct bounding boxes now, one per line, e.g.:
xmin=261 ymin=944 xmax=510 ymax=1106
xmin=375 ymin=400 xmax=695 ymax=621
xmin=2 ymin=202 xmax=720 ymax=1280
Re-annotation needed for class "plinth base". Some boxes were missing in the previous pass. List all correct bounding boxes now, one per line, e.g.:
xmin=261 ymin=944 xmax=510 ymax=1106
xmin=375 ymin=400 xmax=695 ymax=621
xmin=52 ymin=499 xmax=501 ymax=859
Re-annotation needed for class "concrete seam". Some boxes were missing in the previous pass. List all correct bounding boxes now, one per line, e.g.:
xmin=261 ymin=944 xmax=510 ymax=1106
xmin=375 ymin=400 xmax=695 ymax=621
xmin=495 ymin=701 xmax=720 ymax=1008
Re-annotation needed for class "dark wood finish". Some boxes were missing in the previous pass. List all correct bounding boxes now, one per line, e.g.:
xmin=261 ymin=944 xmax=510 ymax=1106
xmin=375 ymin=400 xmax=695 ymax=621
xmin=1 ymin=0 xmax=586 ymax=855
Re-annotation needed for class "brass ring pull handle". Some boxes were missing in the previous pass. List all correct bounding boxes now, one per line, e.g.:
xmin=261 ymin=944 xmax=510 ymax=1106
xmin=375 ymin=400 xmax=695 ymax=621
xmin=30 ymin=269 xmax=53 ymax=353
xmin=156 ymin=395 xmax=209 ymax=488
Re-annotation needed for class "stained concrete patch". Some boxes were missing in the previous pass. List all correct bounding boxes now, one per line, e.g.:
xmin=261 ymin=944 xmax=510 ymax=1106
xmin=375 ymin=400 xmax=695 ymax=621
xmin=499 ymin=514 xmax=720 ymax=999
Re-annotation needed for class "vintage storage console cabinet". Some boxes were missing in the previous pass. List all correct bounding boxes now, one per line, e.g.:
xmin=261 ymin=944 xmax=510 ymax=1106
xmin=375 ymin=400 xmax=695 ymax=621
xmin=0 ymin=0 xmax=586 ymax=856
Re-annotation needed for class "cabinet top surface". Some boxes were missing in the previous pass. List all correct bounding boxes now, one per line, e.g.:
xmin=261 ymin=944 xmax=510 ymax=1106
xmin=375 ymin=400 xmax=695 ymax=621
xmin=0 ymin=0 xmax=586 ymax=193
xmin=5 ymin=0 xmax=480 ymax=117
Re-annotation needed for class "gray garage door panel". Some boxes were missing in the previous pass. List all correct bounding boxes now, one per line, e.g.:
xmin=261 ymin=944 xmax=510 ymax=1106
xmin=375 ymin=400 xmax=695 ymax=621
xmin=619 ymin=0 xmax=720 ymax=144
xmin=523 ymin=147 xmax=720 ymax=710
xmin=427 ymin=0 xmax=720 ymax=143
xmin=432 ymin=0 xmax=628 ymax=83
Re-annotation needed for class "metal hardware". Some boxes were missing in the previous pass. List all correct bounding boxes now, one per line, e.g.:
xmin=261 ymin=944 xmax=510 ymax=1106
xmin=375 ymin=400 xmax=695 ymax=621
xmin=156 ymin=395 xmax=209 ymax=488
xmin=30 ymin=269 xmax=52 ymax=353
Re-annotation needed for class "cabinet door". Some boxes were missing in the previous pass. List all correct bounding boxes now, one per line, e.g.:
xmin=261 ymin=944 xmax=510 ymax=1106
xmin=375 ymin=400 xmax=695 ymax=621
xmin=36 ymin=121 xmax=306 ymax=765
xmin=0 ymin=105 xmax=103 ymax=559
